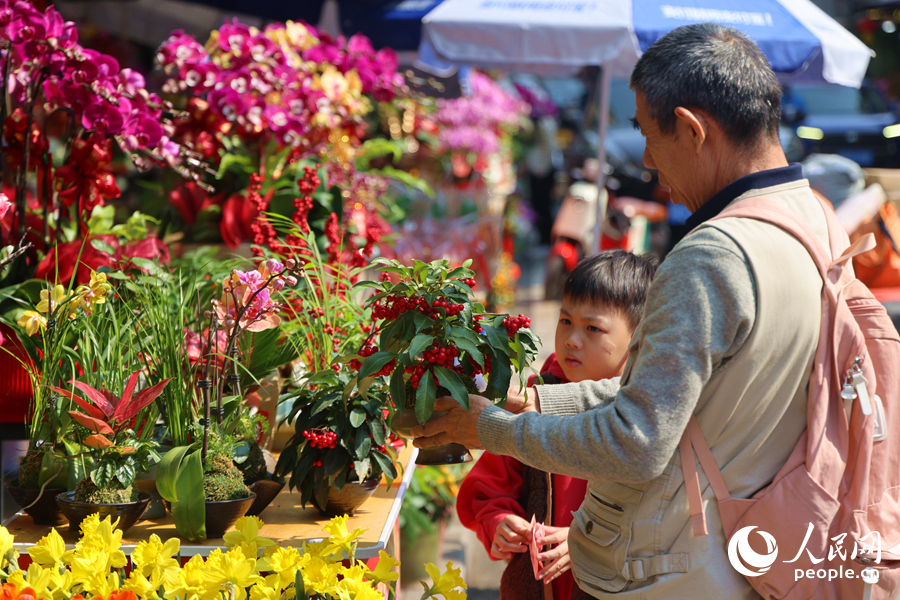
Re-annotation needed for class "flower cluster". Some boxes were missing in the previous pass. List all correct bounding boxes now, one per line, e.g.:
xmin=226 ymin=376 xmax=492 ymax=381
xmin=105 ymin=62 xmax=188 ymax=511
xmin=157 ymin=20 xmax=404 ymax=158
xmin=0 ymin=514 xmax=468 ymax=600
xmin=0 ymin=2 xmax=176 ymax=218
xmin=16 ymin=273 xmax=113 ymax=336
xmin=434 ymin=71 xmax=530 ymax=156
xmin=214 ymin=258 xmax=300 ymax=335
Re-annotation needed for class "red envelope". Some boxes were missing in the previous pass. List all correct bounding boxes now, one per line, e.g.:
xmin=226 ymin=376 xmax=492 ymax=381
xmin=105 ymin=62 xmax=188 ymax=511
xmin=529 ymin=515 xmax=546 ymax=580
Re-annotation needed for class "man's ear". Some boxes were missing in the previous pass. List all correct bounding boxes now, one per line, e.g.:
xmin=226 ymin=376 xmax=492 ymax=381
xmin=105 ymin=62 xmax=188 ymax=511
xmin=674 ymin=106 xmax=707 ymax=154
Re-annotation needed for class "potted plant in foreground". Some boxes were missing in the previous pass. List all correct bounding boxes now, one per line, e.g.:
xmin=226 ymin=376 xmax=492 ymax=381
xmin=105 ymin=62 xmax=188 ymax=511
xmin=347 ymin=258 xmax=540 ymax=464
xmin=52 ymin=371 xmax=170 ymax=533
xmin=274 ymin=367 xmax=400 ymax=516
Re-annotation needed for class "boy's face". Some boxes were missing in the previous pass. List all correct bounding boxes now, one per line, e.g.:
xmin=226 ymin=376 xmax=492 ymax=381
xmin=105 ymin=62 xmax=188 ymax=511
xmin=555 ymin=298 xmax=634 ymax=383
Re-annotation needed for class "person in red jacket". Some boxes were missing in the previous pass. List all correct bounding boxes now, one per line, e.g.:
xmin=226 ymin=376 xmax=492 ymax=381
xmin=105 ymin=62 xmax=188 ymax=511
xmin=457 ymin=250 xmax=657 ymax=600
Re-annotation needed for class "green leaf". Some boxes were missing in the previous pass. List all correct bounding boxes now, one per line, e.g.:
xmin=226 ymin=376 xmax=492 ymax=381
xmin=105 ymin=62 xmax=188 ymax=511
xmin=295 ymin=568 xmax=309 ymax=600
xmin=371 ymin=449 xmax=397 ymax=480
xmin=217 ymin=153 xmax=253 ymax=179
xmin=453 ymin=336 xmax=484 ymax=368
xmin=323 ymin=446 xmax=347 ymax=477
xmin=415 ymin=369 xmax=436 ymax=424
xmin=434 ymin=367 xmax=470 ymax=410
xmin=354 ymin=429 xmax=372 ymax=461
xmin=233 ymin=441 xmax=251 ymax=465
xmin=368 ymin=419 xmax=386 ymax=447
xmin=350 ymin=407 xmax=367 ymax=428
xmin=407 ymin=333 xmax=433 ymax=359
xmin=90 ymin=239 xmax=117 ymax=255
xmin=412 ymin=311 xmax=432 ymax=335
xmin=357 ymin=351 xmax=395 ymax=381
xmin=115 ymin=463 xmax=136 ymax=488
xmin=93 ymin=462 xmax=115 ymax=488
xmin=487 ymin=348 xmax=512 ymax=400
xmin=157 ymin=445 xmax=206 ymax=541
xmin=389 ymin=367 xmax=406 ymax=410
xmin=448 ymin=326 xmax=482 ymax=346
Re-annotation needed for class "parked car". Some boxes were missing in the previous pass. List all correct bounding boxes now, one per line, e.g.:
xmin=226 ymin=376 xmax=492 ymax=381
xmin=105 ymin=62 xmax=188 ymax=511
xmin=783 ymin=82 xmax=900 ymax=168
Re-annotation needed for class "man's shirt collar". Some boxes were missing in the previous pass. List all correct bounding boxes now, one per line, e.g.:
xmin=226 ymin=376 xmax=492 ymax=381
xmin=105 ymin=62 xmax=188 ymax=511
xmin=685 ymin=163 xmax=803 ymax=230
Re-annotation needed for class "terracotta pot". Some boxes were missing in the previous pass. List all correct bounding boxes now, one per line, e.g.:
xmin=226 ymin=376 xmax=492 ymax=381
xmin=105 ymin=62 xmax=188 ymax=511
xmin=391 ymin=406 xmax=473 ymax=466
xmin=163 ymin=493 xmax=257 ymax=539
xmin=245 ymin=477 xmax=285 ymax=517
xmin=56 ymin=491 xmax=151 ymax=533
xmin=5 ymin=480 xmax=67 ymax=525
xmin=317 ymin=477 xmax=379 ymax=517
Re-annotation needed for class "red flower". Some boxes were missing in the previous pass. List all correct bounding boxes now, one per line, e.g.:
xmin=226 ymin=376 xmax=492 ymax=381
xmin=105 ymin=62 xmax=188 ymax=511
xmin=220 ymin=193 xmax=258 ymax=248
xmin=120 ymin=238 xmax=171 ymax=269
xmin=0 ymin=583 xmax=38 ymax=600
xmin=55 ymin=134 xmax=120 ymax=216
xmin=168 ymin=181 xmax=223 ymax=226
xmin=34 ymin=235 xmax=117 ymax=285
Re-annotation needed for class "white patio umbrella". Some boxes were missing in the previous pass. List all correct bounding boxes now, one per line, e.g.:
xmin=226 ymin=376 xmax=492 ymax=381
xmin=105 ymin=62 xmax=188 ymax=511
xmin=418 ymin=0 xmax=874 ymax=250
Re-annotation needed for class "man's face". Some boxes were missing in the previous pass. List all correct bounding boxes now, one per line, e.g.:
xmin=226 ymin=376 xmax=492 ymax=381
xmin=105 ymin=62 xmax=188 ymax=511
xmin=634 ymin=92 xmax=706 ymax=211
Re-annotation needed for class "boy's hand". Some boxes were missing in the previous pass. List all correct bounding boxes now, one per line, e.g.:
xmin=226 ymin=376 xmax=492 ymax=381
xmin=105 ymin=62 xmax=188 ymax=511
xmin=490 ymin=514 xmax=531 ymax=559
xmin=536 ymin=526 xmax=572 ymax=583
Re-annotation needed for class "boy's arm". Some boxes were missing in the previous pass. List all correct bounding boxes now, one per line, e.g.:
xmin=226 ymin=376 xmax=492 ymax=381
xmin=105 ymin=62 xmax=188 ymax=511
xmin=456 ymin=452 xmax=527 ymax=560
xmin=476 ymin=237 xmax=756 ymax=483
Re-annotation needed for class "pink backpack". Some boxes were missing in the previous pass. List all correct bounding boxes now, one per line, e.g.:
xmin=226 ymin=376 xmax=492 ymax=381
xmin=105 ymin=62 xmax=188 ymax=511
xmin=679 ymin=195 xmax=900 ymax=599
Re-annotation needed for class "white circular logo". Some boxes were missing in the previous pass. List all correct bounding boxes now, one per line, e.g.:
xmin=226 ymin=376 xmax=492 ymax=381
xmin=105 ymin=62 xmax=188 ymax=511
xmin=728 ymin=526 xmax=779 ymax=577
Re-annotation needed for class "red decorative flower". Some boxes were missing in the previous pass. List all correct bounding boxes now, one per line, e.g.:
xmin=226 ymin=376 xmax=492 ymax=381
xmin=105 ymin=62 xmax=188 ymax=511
xmin=54 ymin=134 xmax=120 ymax=216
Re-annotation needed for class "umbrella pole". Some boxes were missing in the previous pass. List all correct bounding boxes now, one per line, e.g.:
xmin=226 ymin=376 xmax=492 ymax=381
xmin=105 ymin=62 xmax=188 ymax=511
xmin=592 ymin=66 xmax=612 ymax=254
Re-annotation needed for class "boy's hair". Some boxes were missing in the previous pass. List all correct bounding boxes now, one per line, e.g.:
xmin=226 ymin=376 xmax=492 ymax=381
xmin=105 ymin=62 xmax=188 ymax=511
xmin=563 ymin=250 xmax=658 ymax=329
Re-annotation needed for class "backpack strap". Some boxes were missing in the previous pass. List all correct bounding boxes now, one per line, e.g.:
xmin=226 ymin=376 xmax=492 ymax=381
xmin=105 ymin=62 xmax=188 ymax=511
xmin=678 ymin=194 xmax=875 ymax=537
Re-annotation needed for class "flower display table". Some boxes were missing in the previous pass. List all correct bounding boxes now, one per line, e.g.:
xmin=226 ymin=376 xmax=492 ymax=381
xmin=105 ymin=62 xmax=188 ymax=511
xmin=4 ymin=446 xmax=417 ymax=559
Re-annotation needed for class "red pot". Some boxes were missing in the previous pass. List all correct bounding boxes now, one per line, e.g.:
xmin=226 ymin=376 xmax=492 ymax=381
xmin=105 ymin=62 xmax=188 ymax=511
xmin=0 ymin=323 xmax=33 ymax=424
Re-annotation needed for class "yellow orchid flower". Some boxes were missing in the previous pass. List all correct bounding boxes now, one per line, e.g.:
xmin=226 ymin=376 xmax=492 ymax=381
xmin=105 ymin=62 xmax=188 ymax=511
xmin=76 ymin=271 xmax=112 ymax=308
xmin=365 ymin=550 xmax=400 ymax=584
xmin=17 ymin=310 xmax=47 ymax=336
xmin=131 ymin=534 xmax=180 ymax=577
xmin=422 ymin=562 xmax=467 ymax=599
xmin=27 ymin=529 xmax=66 ymax=569
xmin=259 ymin=547 xmax=309 ymax=589
xmin=222 ymin=516 xmax=275 ymax=557
xmin=322 ymin=515 xmax=367 ymax=557
xmin=36 ymin=285 xmax=66 ymax=315
xmin=0 ymin=525 xmax=17 ymax=570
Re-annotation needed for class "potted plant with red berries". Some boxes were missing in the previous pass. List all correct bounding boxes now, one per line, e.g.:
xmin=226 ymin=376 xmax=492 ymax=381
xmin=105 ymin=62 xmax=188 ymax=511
xmin=347 ymin=258 xmax=540 ymax=465
xmin=273 ymin=366 xmax=400 ymax=516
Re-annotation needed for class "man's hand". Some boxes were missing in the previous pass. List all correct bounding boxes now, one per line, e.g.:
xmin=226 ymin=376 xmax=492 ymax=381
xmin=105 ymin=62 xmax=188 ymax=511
xmin=536 ymin=525 xmax=572 ymax=583
xmin=490 ymin=514 xmax=531 ymax=559
xmin=411 ymin=395 xmax=490 ymax=450
xmin=503 ymin=385 xmax=539 ymax=414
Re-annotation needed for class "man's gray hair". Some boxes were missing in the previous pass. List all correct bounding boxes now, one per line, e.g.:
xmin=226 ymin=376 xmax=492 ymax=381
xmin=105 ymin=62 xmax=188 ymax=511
xmin=630 ymin=23 xmax=782 ymax=146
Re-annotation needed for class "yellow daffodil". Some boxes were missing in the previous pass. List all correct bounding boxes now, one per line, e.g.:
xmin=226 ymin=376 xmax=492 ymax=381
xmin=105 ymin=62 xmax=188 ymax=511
xmin=302 ymin=539 xmax=336 ymax=559
xmin=0 ymin=525 xmax=17 ymax=570
xmin=258 ymin=547 xmax=308 ymax=589
xmin=123 ymin=569 xmax=167 ymax=600
xmin=27 ymin=529 xmax=66 ymax=569
xmin=75 ymin=515 xmax=126 ymax=571
xmin=79 ymin=570 xmax=119 ymax=599
xmin=365 ymin=550 xmax=400 ymax=584
xmin=36 ymin=285 xmax=66 ymax=315
xmin=299 ymin=556 xmax=340 ymax=597
xmin=131 ymin=534 xmax=180 ymax=577
xmin=422 ymin=562 xmax=467 ymax=599
xmin=322 ymin=515 xmax=366 ymax=557
xmin=17 ymin=310 xmax=46 ymax=336
xmin=222 ymin=516 xmax=275 ymax=558
xmin=248 ymin=580 xmax=280 ymax=600
xmin=163 ymin=555 xmax=218 ymax=600
xmin=10 ymin=562 xmax=54 ymax=600
xmin=202 ymin=547 xmax=261 ymax=600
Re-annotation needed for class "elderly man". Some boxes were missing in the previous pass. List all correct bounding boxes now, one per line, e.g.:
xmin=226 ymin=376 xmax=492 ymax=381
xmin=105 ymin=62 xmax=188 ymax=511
xmin=412 ymin=23 xmax=831 ymax=598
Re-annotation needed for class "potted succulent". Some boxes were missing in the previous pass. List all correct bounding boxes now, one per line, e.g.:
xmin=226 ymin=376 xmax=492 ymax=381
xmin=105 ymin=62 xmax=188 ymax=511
xmin=51 ymin=371 xmax=170 ymax=533
xmin=347 ymin=258 xmax=540 ymax=464
xmin=274 ymin=367 xmax=400 ymax=516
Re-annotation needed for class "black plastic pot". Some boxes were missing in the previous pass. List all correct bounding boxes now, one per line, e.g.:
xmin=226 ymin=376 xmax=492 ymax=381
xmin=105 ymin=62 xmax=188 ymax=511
xmin=246 ymin=477 xmax=285 ymax=517
xmin=317 ymin=477 xmax=380 ymax=517
xmin=55 ymin=491 xmax=151 ymax=533
xmin=5 ymin=480 xmax=67 ymax=526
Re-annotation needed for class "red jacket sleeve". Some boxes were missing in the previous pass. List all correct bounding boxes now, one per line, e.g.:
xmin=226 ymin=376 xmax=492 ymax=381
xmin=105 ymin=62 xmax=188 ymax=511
xmin=456 ymin=451 xmax=526 ymax=560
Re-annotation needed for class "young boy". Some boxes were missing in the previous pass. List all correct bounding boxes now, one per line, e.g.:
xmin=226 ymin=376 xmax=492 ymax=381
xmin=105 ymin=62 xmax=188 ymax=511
xmin=457 ymin=250 xmax=657 ymax=600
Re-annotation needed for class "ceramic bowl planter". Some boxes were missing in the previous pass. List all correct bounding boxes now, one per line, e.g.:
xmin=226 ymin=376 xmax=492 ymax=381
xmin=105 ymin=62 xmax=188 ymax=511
xmin=245 ymin=476 xmax=285 ymax=517
xmin=391 ymin=407 xmax=472 ymax=465
xmin=56 ymin=491 xmax=151 ymax=533
xmin=163 ymin=493 xmax=257 ymax=539
xmin=5 ymin=480 xmax=67 ymax=525
xmin=317 ymin=477 xmax=380 ymax=517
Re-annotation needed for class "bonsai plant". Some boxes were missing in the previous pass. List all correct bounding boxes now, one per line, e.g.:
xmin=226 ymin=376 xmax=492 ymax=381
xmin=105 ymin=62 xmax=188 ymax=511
xmin=274 ymin=366 xmax=400 ymax=516
xmin=51 ymin=371 xmax=170 ymax=532
xmin=347 ymin=257 xmax=540 ymax=464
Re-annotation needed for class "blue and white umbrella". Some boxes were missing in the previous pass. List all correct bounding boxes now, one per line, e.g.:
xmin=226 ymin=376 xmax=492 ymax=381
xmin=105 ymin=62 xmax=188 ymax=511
xmin=419 ymin=0 xmax=873 ymax=87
